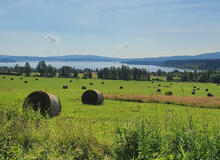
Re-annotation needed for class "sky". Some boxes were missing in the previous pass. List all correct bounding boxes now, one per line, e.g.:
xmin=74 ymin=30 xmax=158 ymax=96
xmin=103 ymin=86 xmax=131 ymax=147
xmin=0 ymin=0 xmax=220 ymax=58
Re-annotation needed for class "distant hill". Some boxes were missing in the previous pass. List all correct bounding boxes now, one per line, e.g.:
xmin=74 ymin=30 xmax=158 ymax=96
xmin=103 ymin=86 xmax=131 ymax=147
xmin=122 ymin=52 xmax=220 ymax=66
xmin=0 ymin=55 xmax=122 ymax=62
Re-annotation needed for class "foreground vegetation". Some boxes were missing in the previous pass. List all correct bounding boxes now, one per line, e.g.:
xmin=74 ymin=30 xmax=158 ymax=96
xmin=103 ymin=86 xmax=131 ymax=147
xmin=0 ymin=75 xmax=220 ymax=159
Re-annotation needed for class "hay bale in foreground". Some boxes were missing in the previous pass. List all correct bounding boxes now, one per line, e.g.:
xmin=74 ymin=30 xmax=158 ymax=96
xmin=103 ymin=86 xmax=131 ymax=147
xmin=63 ymin=85 xmax=68 ymax=89
xmin=23 ymin=91 xmax=61 ymax=117
xmin=81 ymin=90 xmax=104 ymax=105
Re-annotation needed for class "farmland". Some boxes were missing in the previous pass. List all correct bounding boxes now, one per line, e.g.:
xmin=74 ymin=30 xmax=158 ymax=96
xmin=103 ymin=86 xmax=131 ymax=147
xmin=0 ymin=75 xmax=220 ymax=159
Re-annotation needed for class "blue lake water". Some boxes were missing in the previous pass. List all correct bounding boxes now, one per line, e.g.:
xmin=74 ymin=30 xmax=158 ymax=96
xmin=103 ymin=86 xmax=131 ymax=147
xmin=0 ymin=61 xmax=185 ymax=72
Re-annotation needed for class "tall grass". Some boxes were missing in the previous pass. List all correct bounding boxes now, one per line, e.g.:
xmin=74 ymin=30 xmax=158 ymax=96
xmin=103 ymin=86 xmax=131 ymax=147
xmin=114 ymin=115 xmax=220 ymax=160
xmin=105 ymin=94 xmax=220 ymax=109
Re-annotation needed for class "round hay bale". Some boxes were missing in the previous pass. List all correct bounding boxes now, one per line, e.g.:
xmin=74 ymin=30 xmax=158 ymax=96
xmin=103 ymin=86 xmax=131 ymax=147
xmin=90 ymin=82 xmax=93 ymax=85
xmin=63 ymin=85 xmax=68 ymax=89
xmin=24 ymin=81 xmax=28 ymax=83
xmin=35 ymin=78 xmax=39 ymax=81
xmin=156 ymin=89 xmax=161 ymax=93
xmin=10 ymin=78 xmax=14 ymax=80
xmin=69 ymin=80 xmax=72 ymax=82
xmin=120 ymin=86 xmax=123 ymax=89
xmin=192 ymin=91 xmax=195 ymax=95
xmin=82 ymin=85 xmax=87 ymax=89
xmin=207 ymin=93 xmax=214 ymax=97
xmin=81 ymin=90 xmax=104 ymax=105
xmin=165 ymin=91 xmax=173 ymax=96
xmin=2 ymin=76 xmax=6 ymax=79
xmin=23 ymin=91 xmax=61 ymax=117
xmin=205 ymin=89 xmax=209 ymax=91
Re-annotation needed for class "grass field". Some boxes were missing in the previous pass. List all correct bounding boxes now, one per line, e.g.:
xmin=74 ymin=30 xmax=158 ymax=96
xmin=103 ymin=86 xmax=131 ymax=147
xmin=0 ymin=75 xmax=220 ymax=159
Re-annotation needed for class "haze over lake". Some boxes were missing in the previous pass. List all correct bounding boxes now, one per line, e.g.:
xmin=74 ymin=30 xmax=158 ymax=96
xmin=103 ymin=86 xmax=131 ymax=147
xmin=0 ymin=61 xmax=184 ymax=72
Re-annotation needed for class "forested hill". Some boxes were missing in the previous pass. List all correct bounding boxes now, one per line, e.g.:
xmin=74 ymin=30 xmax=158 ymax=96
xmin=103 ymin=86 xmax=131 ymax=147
xmin=164 ymin=59 xmax=220 ymax=70
xmin=0 ymin=55 xmax=122 ymax=62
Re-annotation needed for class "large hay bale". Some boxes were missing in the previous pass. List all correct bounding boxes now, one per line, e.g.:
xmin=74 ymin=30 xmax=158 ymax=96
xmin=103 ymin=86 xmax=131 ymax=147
xmin=82 ymin=85 xmax=87 ymax=89
xmin=207 ymin=93 xmax=214 ymax=97
xmin=165 ymin=91 xmax=173 ymax=96
xmin=23 ymin=91 xmax=61 ymax=117
xmin=63 ymin=85 xmax=68 ymax=89
xmin=81 ymin=90 xmax=104 ymax=105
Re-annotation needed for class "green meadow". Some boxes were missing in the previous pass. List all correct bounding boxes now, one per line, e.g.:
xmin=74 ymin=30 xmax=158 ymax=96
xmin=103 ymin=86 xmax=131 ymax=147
xmin=0 ymin=75 xmax=220 ymax=159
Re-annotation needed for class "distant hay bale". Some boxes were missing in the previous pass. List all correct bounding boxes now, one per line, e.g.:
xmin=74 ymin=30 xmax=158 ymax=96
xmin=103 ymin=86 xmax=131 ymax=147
xmin=23 ymin=91 xmax=61 ymax=117
xmin=193 ymin=86 xmax=196 ymax=89
xmin=81 ymin=90 xmax=104 ymax=105
xmin=152 ymin=81 xmax=154 ymax=83
xmin=101 ymin=81 xmax=104 ymax=85
xmin=193 ymin=89 xmax=196 ymax=92
xmin=69 ymin=80 xmax=72 ymax=82
xmin=205 ymin=89 xmax=209 ymax=91
xmin=158 ymin=84 xmax=161 ymax=87
xmin=207 ymin=93 xmax=214 ymax=97
xmin=63 ymin=85 xmax=68 ymax=89
xmin=165 ymin=91 xmax=173 ymax=96
xmin=156 ymin=89 xmax=161 ymax=93
xmin=90 ymin=82 xmax=93 ymax=85
xmin=76 ymin=78 xmax=79 ymax=81
xmin=24 ymin=81 xmax=28 ymax=83
xmin=120 ymin=86 xmax=123 ymax=89
xmin=82 ymin=85 xmax=87 ymax=89
xmin=170 ymin=83 xmax=173 ymax=85
xmin=2 ymin=76 xmax=6 ymax=79
xmin=20 ymin=77 xmax=23 ymax=80
xmin=10 ymin=78 xmax=14 ymax=80
xmin=197 ymin=88 xmax=200 ymax=90
xmin=192 ymin=91 xmax=195 ymax=95
xmin=35 ymin=78 xmax=39 ymax=81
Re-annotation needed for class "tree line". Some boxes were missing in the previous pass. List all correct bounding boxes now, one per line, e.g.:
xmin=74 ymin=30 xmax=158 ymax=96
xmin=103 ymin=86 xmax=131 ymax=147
xmin=1 ymin=61 xmax=220 ymax=83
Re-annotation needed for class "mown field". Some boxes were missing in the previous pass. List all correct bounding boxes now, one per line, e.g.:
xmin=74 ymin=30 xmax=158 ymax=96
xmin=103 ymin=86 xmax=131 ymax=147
xmin=0 ymin=75 xmax=220 ymax=159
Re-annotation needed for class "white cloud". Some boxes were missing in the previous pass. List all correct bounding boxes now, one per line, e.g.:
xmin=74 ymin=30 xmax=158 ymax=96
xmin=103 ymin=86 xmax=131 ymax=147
xmin=44 ymin=34 xmax=60 ymax=42
xmin=116 ymin=42 xmax=129 ymax=49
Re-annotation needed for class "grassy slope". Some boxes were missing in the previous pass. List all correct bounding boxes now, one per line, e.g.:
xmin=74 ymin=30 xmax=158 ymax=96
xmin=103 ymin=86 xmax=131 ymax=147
xmin=0 ymin=75 xmax=220 ymax=141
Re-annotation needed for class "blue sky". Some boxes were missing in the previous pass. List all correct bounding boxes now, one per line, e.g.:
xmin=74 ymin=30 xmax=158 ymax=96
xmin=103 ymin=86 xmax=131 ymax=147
xmin=0 ymin=0 xmax=220 ymax=58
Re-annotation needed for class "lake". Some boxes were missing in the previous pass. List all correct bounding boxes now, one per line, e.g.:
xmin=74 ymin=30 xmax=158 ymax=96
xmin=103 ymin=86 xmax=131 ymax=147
xmin=0 ymin=61 xmax=184 ymax=72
